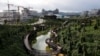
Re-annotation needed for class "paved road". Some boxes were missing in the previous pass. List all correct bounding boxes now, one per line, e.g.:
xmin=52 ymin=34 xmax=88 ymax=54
xmin=30 ymin=18 xmax=45 ymax=25
xmin=24 ymin=33 xmax=32 ymax=51
xmin=24 ymin=33 xmax=51 ymax=56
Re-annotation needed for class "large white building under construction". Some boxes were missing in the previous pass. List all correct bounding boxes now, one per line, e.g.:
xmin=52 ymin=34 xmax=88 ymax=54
xmin=0 ymin=10 xmax=20 ymax=21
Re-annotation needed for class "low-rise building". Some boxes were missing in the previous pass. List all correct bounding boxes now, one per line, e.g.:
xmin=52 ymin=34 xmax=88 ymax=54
xmin=80 ymin=11 xmax=89 ymax=17
xmin=80 ymin=9 xmax=100 ymax=17
xmin=21 ymin=8 xmax=39 ymax=20
xmin=88 ymin=9 xmax=100 ymax=16
xmin=42 ymin=9 xmax=59 ymax=16
xmin=54 ymin=14 xmax=70 ymax=19
xmin=0 ymin=12 xmax=4 ymax=18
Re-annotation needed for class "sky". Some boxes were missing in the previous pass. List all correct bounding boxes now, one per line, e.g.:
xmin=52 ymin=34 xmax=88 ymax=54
xmin=0 ymin=0 xmax=100 ymax=12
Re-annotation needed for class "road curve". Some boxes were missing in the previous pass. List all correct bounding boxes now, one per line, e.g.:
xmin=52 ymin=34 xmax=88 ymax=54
xmin=0 ymin=18 xmax=45 ymax=26
xmin=24 ymin=33 xmax=32 ymax=51
xmin=23 ymin=31 xmax=52 ymax=56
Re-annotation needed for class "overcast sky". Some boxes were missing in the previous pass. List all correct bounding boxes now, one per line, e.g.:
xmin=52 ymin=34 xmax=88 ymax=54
xmin=0 ymin=0 xmax=100 ymax=12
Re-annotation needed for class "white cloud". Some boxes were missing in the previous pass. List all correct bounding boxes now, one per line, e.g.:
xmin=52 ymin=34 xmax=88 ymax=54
xmin=0 ymin=0 xmax=100 ymax=12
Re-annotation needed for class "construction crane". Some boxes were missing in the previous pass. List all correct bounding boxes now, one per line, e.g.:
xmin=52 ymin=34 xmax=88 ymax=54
xmin=7 ymin=0 xmax=33 ymax=13
xmin=7 ymin=3 xmax=33 ymax=13
xmin=0 ymin=0 xmax=33 ymax=24
xmin=6 ymin=3 xmax=33 ymax=21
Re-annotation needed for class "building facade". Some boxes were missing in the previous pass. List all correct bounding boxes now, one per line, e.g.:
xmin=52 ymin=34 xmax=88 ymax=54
xmin=80 ymin=11 xmax=89 ymax=17
xmin=42 ymin=9 xmax=59 ymax=15
xmin=80 ymin=9 xmax=100 ymax=17
xmin=21 ymin=8 xmax=39 ymax=20
xmin=88 ymin=9 xmax=100 ymax=16
xmin=0 ymin=10 xmax=20 ymax=21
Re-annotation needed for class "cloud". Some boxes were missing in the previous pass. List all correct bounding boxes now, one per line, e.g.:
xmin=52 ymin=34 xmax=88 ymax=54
xmin=0 ymin=0 xmax=100 ymax=12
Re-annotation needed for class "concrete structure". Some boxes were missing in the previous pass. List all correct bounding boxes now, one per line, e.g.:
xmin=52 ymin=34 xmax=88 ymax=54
xmin=0 ymin=10 xmax=20 ymax=21
xmin=0 ymin=12 xmax=4 ymax=18
xmin=80 ymin=11 xmax=89 ymax=17
xmin=29 ymin=10 xmax=39 ymax=16
xmin=21 ymin=8 xmax=30 ymax=20
xmin=80 ymin=9 xmax=100 ymax=17
xmin=42 ymin=9 xmax=59 ymax=16
xmin=21 ymin=8 xmax=39 ymax=20
xmin=4 ymin=10 xmax=19 ymax=18
xmin=88 ymin=9 xmax=100 ymax=16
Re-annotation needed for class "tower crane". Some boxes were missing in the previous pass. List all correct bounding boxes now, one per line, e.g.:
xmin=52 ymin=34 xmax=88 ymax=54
xmin=7 ymin=3 xmax=33 ymax=20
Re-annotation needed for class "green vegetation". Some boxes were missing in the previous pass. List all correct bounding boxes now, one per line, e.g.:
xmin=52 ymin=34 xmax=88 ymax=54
xmin=34 ymin=18 xmax=100 ymax=56
xmin=37 ymin=27 xmax=50 ymax=36
xmin=0 ymin=25 xmax=32 ymax=56
xmin=56 ymin=18 xmax=100 ymax=56
xmin=43 ymin=18 xmax=65 ymax=27
xmin=27 ymin=18 xmax=38 ymax=23
xmin=0 ymin=17 xmax=100 ymax=56
xmin=36 ymin=18 xmax=65 ymax=36
xmin=20 ymin=18 xmax=38 ymax=24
